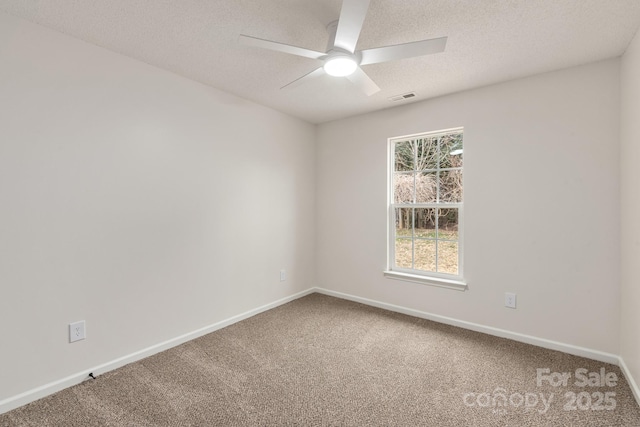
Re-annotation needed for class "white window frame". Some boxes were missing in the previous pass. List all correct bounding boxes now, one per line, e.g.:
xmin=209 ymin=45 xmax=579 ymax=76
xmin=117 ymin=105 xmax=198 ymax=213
xmin=384 ymin=128 xmax=467 ymax=291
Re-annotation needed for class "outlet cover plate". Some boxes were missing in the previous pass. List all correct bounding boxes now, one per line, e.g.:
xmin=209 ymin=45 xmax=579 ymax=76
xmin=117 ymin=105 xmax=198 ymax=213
xmin=505 ymin=293 xmax=517 ymax=309
xmin=69 ymin=320 xmax=86 ymax=343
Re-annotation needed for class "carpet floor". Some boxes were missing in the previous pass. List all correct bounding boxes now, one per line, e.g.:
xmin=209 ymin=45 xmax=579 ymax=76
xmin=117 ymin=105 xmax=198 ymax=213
xmin=1 ymin=293 xmax=639 ymax=426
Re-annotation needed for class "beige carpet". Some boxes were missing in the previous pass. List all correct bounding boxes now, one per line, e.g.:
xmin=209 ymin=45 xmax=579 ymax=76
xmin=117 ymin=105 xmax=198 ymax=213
xmin=1 ymin=293 xmax=639 ymax=426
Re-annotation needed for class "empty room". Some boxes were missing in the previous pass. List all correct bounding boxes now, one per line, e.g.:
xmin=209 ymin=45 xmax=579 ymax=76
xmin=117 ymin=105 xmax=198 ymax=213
xmin=1 ymin=0 xmax=640 ymax=425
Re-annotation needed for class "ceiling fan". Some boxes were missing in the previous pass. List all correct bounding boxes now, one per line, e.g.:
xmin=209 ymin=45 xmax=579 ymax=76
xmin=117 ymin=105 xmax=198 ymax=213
xmin=239 ymin=0 xmax=447 ymax=96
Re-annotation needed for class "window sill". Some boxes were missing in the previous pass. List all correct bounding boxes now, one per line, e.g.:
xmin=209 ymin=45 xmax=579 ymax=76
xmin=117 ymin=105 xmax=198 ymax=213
xmin=383 ymin=271 xmax=468 ymax=291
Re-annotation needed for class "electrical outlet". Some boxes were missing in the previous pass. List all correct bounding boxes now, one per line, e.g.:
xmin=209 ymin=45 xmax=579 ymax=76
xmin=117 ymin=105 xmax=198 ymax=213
xmin=69 ymin=320 xmax=86 ymax=343
xmin=505 ymin=293 xmax=517 ymax=309
xmin=280 ymin=269 xmax=286 ymax=282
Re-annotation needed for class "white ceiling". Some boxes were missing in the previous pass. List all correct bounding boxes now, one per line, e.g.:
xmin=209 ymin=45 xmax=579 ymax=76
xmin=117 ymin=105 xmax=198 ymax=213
xmin=1 ymin=0 xmax=639 ymax=124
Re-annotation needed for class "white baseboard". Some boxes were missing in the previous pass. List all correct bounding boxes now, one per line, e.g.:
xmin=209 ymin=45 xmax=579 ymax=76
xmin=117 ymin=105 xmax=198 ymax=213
xmin=313 ymin=287 xmax=620 ymax=365
xmin=3 ymin=287 xmax=636 ymax=415
xmin=0 ymin=288 xmax=316 ymax=415
xmin=619 ymin=356 xmax=640 ymax=407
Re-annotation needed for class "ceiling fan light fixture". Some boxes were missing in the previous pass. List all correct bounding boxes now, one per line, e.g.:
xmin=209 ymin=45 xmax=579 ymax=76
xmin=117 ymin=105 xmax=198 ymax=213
xmin=323 ymin=56 xmax=357 ymax=77
xmin=240 ymin=0 xmax=447 ymax=95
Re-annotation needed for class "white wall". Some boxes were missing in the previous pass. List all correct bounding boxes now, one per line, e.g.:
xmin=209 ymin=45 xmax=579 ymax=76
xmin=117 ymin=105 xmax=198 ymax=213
xmin=621 ymin=29 xmax=640 ymax=393
xmin=317 ymin=59 xmax=621 ymax=354
xmin=0 ymin=12 xmax=315 ymax=402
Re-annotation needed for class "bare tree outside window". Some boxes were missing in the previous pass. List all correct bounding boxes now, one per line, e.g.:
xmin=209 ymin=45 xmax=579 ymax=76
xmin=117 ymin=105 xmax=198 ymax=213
xmin=390 ymin=130 xmax=463 ymax=277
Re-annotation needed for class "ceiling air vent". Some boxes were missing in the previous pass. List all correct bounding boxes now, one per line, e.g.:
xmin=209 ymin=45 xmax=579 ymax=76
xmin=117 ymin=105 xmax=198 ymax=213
xmin=388 ymin=92 xmax=416 ymax=102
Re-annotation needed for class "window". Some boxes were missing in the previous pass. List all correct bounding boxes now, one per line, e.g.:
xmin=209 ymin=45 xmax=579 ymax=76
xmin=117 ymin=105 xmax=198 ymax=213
xmin=386 ymin=128 xmax=465 ymax=289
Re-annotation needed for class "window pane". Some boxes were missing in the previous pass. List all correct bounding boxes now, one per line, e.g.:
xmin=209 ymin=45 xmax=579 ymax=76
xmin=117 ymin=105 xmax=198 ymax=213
xmin=395 ymin=238 xmax=413 ymax=269
xmin=390 ymin=129 xmax=463 ymax=278
xmin=395 ymin=207 xmax=413 ymax=237
xmin=394 ymin=172 xmax=414 ymax=203
xmin=437 ymin=241 xmax=458 ymax=275
xmin=394 ymin=141 xmax=414 ymax=171
xmin=415 ymin=172 xmax=437 ymax=203
xmin=439 ymin=170 xmax=463 ymax=203
xmin=437 ymin=208 xmax=458 ymax=240
xmin=415 ymin=137 xmax=439 ymax=170
xmin=414 ymin=239 xmax=436 ymax=272
xmin=439 ymin=133 xmax=464 ymax=169
xmin=414 ymin=208 xmax=436 ymax=238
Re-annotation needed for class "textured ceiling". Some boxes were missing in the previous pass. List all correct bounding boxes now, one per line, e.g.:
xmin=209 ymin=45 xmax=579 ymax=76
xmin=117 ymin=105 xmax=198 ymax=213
xmin=1 ymin=0 xmax=639 ymax=123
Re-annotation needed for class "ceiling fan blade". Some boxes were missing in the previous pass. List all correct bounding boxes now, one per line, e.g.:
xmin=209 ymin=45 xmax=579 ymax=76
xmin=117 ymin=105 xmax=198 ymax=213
xmin=345 ymin=67 xmax=380 ymax=96
xmin=334 ymin=0 xmax=371 ymax=53
xmin=239 ymin=35 xmax=326 ymax=60
xmin=359 ymin=36 xmax=447 ymax=65
xmin=281 ymin=67 xmax=325 ymax=90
